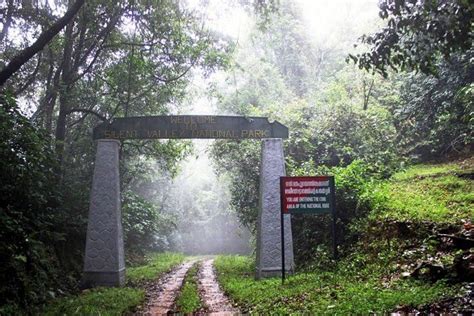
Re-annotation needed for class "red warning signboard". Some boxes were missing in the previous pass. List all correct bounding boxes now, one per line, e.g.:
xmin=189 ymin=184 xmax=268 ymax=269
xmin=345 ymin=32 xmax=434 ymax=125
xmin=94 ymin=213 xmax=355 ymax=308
xmin=279 ymin=175 xmax=338 ymax=283
xmin=280 ymin=176 xmax=335 ymax=214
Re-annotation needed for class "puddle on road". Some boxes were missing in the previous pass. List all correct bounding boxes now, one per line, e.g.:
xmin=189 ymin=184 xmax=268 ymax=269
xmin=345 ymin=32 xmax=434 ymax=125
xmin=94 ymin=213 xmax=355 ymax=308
xmin=198 ymin=259 xmax=240 ymax=315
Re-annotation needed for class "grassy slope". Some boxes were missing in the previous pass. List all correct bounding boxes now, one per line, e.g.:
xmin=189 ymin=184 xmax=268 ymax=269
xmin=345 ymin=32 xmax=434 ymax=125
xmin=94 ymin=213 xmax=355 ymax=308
xmin=175 ymin=262 xmax=203 ymax=313
xmin=368 ymin=160 xmax=473 ymax=223
xmin=42 ymin=252 xmax=185 ymax=315
xmin=214 ymin=255 xmax=457 ymax=314
xmin=215 ymin=160 xmax=473 ymax=314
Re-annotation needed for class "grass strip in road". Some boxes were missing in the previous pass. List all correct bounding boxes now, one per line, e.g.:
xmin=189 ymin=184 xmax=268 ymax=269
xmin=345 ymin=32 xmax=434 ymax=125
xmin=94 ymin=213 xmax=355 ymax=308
xmin=127 ymin=252 xmax=185 ymax=284
xmin=175 ymin=262 xmax=203 ymax=314
xmin=214 ymin=255 xmax=459 ymax=314
xmin=42 ymin=287 xmax=144 ymax=316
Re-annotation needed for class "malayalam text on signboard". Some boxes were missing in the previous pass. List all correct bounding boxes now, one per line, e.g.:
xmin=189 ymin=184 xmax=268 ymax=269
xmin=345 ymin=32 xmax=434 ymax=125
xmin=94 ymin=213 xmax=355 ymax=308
xmin=280 ymin=175 xmax=338 ymax=280
xmin=280 ymin=176 xmax=335 ymax=214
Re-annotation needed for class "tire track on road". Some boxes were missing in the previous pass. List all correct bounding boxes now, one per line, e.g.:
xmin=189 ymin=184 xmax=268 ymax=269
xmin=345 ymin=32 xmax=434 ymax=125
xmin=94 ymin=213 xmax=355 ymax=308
xmin=198 ymin=258 xmax=239 ymax=315
xmin=138 ymin=260 xmax=196 ymax=315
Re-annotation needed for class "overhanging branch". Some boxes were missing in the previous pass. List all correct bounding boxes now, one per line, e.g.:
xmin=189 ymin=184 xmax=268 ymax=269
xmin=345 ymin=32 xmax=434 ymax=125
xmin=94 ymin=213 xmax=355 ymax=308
xmin=0 ymin=0 xmax=86 ymax=87
xmin=67 ymin=108 xmax=108 ymax=122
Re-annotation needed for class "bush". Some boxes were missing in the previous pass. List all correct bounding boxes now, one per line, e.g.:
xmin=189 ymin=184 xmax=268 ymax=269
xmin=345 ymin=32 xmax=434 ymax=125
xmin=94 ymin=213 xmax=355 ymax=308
xmin=0 ymin=93 xmax=67 ymax=310
xmin=122 ymin=191 xmax=176 ymax=262
xmin=393 ymin=52 xmax=473 ymax=160
xmin=284 ymin=100 xmax=401 ymax=178
xmin=290 ymin=160 xmax=377 ymax=265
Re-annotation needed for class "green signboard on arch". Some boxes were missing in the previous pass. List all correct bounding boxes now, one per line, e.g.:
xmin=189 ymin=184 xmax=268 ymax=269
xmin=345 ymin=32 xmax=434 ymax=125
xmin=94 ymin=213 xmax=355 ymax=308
xmin=93 ymin=115 xmax=289 ymax=140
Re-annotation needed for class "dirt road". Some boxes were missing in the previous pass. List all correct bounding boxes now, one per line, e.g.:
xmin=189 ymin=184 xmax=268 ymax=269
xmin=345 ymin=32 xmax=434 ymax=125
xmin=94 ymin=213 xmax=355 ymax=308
xmin=138 ymin=257 xmax=239 ymax=315
xmin=198 ymin=259 xmax=239 ymax=315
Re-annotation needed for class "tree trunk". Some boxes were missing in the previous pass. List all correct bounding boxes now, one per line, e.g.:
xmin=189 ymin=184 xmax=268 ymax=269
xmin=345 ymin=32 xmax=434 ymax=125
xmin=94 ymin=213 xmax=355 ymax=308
xmin=45 ymin=67 xmax=62 ymax=134
xmin=363 ymin=77 xmax=374 ymax=110
xmin=55 ymin=18 xmax=75 ymax=169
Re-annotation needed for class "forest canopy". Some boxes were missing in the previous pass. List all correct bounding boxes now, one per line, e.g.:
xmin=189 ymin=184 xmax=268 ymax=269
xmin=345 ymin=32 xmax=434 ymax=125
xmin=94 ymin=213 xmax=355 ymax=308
xmin=349 ymin=0 xmax=473 ymax=77
xmin=0 ymin=0 xmax=472 ymax=313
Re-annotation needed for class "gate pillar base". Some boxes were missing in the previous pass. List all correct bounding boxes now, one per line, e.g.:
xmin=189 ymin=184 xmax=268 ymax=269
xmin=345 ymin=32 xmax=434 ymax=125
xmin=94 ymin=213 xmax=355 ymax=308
xmin=82 ymin=270 xmax=125 ymax=288
xmin=256 ymin=138 xmax=294 ymax=279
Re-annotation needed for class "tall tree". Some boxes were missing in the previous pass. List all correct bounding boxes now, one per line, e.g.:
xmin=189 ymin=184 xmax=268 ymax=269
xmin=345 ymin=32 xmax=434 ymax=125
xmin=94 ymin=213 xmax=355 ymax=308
xmin=1 ymin=0 xmax=231 ymax=170
xmin=349 ymin=0 xmax=473 ymax=77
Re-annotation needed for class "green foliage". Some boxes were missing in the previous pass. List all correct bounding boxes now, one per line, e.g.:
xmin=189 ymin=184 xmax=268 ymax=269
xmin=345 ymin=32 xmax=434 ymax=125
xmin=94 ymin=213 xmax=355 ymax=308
xmin=214 ymin=255 xmax=459 ymax=314
xmin=42 ymin=287 xmax=144 ymax=316
xmin=349 ymin=0 xmax=473 ymax=158
xmin=0 ymin=93 xmax=71 ymax=310
xmin=122 ymin=191 xmax=177 ymax=260
xmin=212 ymin=87 xmax=401 ymax=236
xmin=212 ymin=19 xmax=402 ymax=258
xmin=175 ymin=263 xmax=202 ymax=313
xmin=390 ymin=52 xmax=473 ymax=159
xmin=210 ymin=140 xmax=261 ymax=231
xmin=367 ymin=161 xmax=474 ymax=223
xmin=290 ymin=160 xmax=377 ymax=263
xmin=211 ymin=0 xmax=471 ymax=273
xmin=350 ymin=0 xmax=473 ymax=77
xmin=253 ymin=2 xmax=321 ymax=97
xmin=211 ymin=7 xmax=403 ymax=234
xmin=126 ymin=252 xmax=185 ymax=283
xmin=2 ymin=0 xmax=472 ymax=312
xmin=283 ymin=99 xmax=401 ymax=176
xmin=242 ymin=0 xmax=280 ymax=28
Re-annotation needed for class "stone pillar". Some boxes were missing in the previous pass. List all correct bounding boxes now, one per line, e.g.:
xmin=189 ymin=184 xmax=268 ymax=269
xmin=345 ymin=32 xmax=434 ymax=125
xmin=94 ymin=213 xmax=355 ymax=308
xmin=82 ymin=139 xmax=125 ymax=287
xmin=256 ymin=138 xmax=294 ymax=279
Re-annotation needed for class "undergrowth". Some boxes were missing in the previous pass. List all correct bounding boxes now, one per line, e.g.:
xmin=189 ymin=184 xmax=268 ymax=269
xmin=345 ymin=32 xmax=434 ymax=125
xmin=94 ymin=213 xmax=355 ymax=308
xmin=367 ymin=161 xmax=473 ymax=224
xmin=213 ymin=160 xmax=472 ymax=313
xmin=42 ymin=287 xmax=144 ymax=316
xmin=214 ymin=255 xmax=460 ymax=314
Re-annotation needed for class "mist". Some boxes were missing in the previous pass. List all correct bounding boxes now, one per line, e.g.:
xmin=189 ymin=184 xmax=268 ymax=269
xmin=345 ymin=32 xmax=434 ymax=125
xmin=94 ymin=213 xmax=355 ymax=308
xmin=164 ymin=140 xmax=251 ymax=255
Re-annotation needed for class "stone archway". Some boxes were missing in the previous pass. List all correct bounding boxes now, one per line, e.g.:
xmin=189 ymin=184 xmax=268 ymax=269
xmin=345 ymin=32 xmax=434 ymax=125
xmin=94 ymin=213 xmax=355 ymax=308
xmin=82 ymin=115 xmax=294 ymax=287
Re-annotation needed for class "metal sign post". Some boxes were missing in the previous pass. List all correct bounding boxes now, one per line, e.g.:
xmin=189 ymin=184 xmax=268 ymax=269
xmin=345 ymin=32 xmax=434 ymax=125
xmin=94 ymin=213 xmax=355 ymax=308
xmin=330 ymin=178 xmax=338 ymax=260
xmin=280 ymin=176 xmax=337 ymax=284
xmin=280 ymin=199 xmax=286 ymax=284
